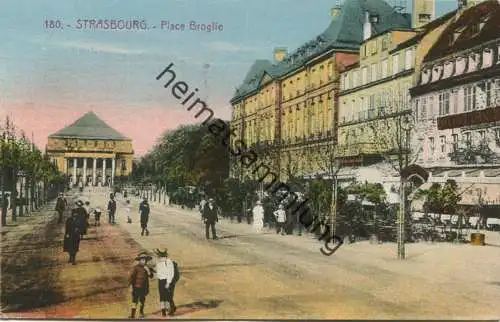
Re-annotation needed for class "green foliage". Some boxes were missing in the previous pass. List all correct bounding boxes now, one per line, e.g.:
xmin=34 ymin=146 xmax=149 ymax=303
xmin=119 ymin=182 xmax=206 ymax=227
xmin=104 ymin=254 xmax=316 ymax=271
xmin=345 ymin=182 xmax=387 ymax=204
xmin=415 ymin=180 xmax=462 ymax=214
xmin=131 ymin=120 xmax=230 ymax=194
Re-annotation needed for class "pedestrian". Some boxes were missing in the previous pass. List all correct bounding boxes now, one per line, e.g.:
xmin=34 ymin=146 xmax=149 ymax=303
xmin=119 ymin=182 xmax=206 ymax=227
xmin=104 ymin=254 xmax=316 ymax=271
xmin=139 ymin=197 xmax=150 ymax=236
xmin=55 ymin=193 xmax=66 ymax=224
xmin=83 ymin=201 xmax=91 ymax=234
xmin=63 ymin=205 xmax=81 ymax=265
xmin=202 ymin=198 xmax=218 ymax=240
xmin=252 ymin=200 xmax=265 ymax=233
xmin=154 ymin=248 xmax=179 ymax=316
xmin=94 ymin=206 xmax=102 ymax=227
xmin=73 ymin=200 xmax=87 ymax=239
xmin=199 ymin=196 xmax=207 ymax=219
xmin=108 ymin=193 xmax=117 ymax=224
xmin=126 ymin=200 xmax=132 ymax=224
xmin=128 ymin=251 xmax=154 ymax=319
xmin=273 ymin=204 xmax=286 ymax=235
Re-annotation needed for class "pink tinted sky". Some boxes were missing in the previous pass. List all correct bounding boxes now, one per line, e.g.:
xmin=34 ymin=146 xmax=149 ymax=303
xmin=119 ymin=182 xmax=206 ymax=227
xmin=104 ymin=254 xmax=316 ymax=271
xmin=0 ymin=100 xmax=231 ymax=156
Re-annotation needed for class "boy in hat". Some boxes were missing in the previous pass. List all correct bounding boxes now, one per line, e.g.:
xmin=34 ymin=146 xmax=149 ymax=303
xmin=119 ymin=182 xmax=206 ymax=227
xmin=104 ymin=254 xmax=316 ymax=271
xmin=273 ymin=204 xmax=287 ymax=235
xmin=154 ymin=248 xmax=177 ymax=316
xmin=128 ymin=251 xmax=154 ymax=318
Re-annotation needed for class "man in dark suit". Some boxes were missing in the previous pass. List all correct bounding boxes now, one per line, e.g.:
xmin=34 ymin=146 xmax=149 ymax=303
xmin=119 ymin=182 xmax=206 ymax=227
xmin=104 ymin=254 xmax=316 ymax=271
xmin=107 ymin=193 xmax=117 ymax=224
xmin=202 ymin=198 xmax=218 ymax=240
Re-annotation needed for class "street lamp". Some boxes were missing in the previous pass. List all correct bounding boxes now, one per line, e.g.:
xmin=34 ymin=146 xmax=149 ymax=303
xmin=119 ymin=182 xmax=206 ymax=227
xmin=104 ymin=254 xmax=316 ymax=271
xmin=397 ymin=114 xmax=415 ymax=260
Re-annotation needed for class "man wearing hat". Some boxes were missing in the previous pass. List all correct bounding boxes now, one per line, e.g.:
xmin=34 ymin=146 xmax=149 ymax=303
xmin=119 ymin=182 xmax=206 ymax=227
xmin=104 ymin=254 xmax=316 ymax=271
xmin=55 ymin=192 xmax=67 ymax=224
xmin=139 ymin=197 xmax=150 ymax=236
xmin=252 ymin=200 xmax=265 ymax=233
xmin=154 ymin=248 xmax=177 ymax=316
xmin=63 ymin=207 xmax=81 ymax=265
xmin=108 ymin=193 xmax=117 ymax=224
xmin=73 ymin=200 xmax=87 ymax=239
xmin=202 ymin=198 xmax=218 ymax=240
xmin=128 ymin=251 xmax=154 ymax=318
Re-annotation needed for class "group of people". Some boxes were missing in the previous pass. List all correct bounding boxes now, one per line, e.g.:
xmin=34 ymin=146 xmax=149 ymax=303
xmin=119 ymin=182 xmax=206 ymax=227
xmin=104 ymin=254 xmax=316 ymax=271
xmin=128 ymin=248 xmax=179 ymax=318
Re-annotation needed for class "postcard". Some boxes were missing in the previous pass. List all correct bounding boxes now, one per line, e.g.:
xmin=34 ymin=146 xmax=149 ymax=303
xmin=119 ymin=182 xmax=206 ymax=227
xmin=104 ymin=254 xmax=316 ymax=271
xmin=1 ymin=0 xmax=500 ymax=320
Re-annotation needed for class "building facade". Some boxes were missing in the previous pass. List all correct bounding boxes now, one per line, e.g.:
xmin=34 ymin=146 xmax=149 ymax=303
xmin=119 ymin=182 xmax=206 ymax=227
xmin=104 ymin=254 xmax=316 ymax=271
xmin=410 ymin=1 xmax=500 ymax=205
xmin=230 ymin=0 xmax=414 ymax=182
xmin=336 ymin=10 xmax=454 ymax=187
xmin=46 ymin=111 xmax=134 ymax=187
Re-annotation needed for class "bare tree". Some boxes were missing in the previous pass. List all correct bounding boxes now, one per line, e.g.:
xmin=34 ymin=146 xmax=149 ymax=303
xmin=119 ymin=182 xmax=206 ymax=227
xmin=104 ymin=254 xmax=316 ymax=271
xmin=367 ymin=84 xmax=422 ymax=259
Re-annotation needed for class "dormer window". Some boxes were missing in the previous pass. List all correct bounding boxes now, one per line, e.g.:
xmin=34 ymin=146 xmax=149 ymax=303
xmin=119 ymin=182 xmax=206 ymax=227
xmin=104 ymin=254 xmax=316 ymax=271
xmin=369 ymin=14 xmax=380 ymax=24
xmin=455 ymin=57 xmax=466 ymax=75
xmin=421 ymin=68 xmax=431 ymax=85
xmin=482 ymin=48 xmax=493 ymax=69
xmin=467 ymin=53 xmax=480 ymax=73
xmin=431 ymin=65 xmax=443 ymax=82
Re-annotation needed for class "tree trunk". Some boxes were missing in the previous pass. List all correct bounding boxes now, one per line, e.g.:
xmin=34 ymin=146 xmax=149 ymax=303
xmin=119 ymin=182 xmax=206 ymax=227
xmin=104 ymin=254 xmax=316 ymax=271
xmin=19 ymin=176 xmax=24 ymax=217
xmin=25 ymin=176 xmax=30 ymax=215
xmin=1 ymin=171 xmax=6 ymax=226
xmin=30 ymin=178 xmax=35 ymax=212
xmin=11 ymin=172 xmax=18 ymax=222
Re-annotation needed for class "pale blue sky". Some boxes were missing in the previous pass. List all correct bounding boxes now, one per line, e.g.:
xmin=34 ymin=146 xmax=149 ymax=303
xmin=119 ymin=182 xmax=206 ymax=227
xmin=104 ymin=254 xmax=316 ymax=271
xmin=1 ymin=0 xmax=457 ymax=109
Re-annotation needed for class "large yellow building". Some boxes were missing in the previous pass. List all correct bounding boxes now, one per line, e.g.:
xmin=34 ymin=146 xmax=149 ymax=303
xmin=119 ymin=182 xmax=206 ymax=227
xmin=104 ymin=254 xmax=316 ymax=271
xmin=46 ymin=111 xmax=134 ymax=187
xmin=336 ymin=10 xmax=455 ymax=175
xmin=230 ymin=0 xmax=414 ymax=182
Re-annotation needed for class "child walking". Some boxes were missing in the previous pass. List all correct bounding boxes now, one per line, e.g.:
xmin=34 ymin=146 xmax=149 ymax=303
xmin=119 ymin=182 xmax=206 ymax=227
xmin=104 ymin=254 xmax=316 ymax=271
xmin=128 ymin=251 xmax=154 ymax=318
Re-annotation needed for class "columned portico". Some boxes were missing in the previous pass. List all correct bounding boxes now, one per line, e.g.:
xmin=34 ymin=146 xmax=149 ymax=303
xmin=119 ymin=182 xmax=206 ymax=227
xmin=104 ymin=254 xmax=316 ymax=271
xmin=102 ymin=158 xmax=106 ymax=186
xmin=83 ymin=158 xmax=87 ymax=186
xmin=72 ymin=158 xmax=77 ymax=185
xmin=111 ymin=158 xmax=116 ymax=186
xmin=46 ymin=112 xmax=134 ymax=187
xmin=92 ymin=158 xmax=97 ymax=186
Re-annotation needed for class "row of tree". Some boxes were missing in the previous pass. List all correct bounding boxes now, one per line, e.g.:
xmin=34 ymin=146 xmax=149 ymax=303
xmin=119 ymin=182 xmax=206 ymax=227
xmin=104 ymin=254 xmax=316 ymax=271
xmin=0 ymin=117 xmax=66 ymax=226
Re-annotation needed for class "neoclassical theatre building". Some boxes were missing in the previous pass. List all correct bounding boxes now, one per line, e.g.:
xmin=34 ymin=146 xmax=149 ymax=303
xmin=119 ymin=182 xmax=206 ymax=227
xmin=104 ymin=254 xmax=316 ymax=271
xmin=46 ymin=111 xmax=134 ymax=187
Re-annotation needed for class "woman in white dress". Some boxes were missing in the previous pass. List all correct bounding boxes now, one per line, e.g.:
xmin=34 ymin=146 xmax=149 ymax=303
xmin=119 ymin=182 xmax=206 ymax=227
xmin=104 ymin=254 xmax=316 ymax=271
xmin=252 ymin=200 xmax=265 ymax=233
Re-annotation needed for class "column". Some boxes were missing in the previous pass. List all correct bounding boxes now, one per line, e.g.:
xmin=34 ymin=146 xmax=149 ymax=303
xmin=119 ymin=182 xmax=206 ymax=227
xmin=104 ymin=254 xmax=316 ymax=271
xmin=102 ymin=158 xmax=107 ymax=186
xmin=92 ymin=158 xmax=97 ymax=186
xmin=72 ymin=158 xmax=77 ymax=186
xmin=111 ymin=158 xmax=116 ymax=187
xmin=83 ymin=158 xmax=87 ymax=186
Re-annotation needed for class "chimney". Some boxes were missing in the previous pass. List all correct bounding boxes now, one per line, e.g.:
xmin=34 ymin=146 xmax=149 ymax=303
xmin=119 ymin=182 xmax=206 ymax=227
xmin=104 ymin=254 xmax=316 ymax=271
xmin=330 ymin=5 xmax=342 ymax=20
xmin=274 ymin=47 xmax=287 ymax=62
xmin=412 ymin=0 xmax=435 ymax=28
xmin=363 ymin=12 xmax=372 ymax=41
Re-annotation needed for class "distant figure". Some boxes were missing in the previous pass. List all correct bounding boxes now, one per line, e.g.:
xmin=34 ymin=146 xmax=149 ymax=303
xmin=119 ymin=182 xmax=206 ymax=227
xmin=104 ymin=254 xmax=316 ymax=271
xmin=139 ymin=197 xmax=150 ymax=236
xmin=94 ymin=206 xmax=102 ymax=226
xmin=202 ymin=198 xmax=218 ymax=240
xmin=199 ymin=196 xmax=207 ymax=218
xmin=154 ymin=248 xmax=178 ymax=316
xmin=83 ymin=201 xmax=91 ymax=234
xmin=126 ymin=200 xmax=132 ymax=223
xmin=273 ymin=204 xmax=286 ymax=235
xmin=108 ymin=193 xmax=117 ymax=224
xmin=55 ymin=193 xmax=66 ymax=224
xmin=128 ymin=252 xmax=154 ymax=319
xmin=63 ymin=207 xmax=81 ymax=265
xmin=73 ymin=200 xmax=87 ymax=238
xmin=79 ymin=181 xmax=84 ymax=192
xmin=252 ymin=200 xmax=264 ymax=233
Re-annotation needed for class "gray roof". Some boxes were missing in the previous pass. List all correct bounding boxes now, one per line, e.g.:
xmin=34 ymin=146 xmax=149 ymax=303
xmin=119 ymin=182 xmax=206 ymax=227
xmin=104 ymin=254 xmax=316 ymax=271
xmin=231 ymin=0 xmax=411 ymax=103
xmin=49 ymin=111 xmax=130 ymax=140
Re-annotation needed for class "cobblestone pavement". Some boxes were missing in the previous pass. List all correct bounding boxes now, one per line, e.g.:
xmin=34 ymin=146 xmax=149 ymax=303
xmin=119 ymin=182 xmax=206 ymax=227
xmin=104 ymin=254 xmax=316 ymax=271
xmin=1 ymin=188 xmax=499 ymax=319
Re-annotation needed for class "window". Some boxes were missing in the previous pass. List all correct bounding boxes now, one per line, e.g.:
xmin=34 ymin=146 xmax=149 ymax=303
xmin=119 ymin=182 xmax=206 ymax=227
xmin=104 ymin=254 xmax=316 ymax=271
xmin=405 ymin=48 xmax=414 ymax=70
xmin=482 ymin=48 xmax=493 ymax=68
xmin=362 ymin=67 xmax=368 ymax=85
xmin=392 ymin=54 xmax=399 ymax=75
xmin=477 ymin=81 xmax=493 ymax=109
xmin=381 ymin=59 xmax=388 ymax=79
xmin=464 ymin=132 xmax=472 ymax=146
xmin=429 ymin=137 xmax=435 ymax=156
xmin=352 ymin=71 xmax=358 ymax=88
xmin=382 ymin=37 xmax=388 ymax=50
xmin=464 ymin=85 xmax=476 ymax=111
xmin=495 ymin=128 xmax=500 ymax=141
xmin=439 ymin=136 xmax=446 ymax=154
xmin=455 ymin=57 xmax=466 ymax=75
xmin=420 ymin=97 xmax=427 ymax=120
xmin=467 ymin=54 xmax=479 ymax=73
xmin=371 ymin=63 xmax=377 ymax=82
xmin=452 ymin=134 xmax=458 ymax=152
xmin=439 ymin=92 xmax=450 ymax=116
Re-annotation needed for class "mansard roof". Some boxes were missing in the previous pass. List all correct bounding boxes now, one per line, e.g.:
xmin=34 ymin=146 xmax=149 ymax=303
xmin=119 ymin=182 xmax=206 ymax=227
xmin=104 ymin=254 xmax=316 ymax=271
xmin=231 ymin=0 xmax=412 ymax=104
xmin=424 ymin=1 xmax=500 ymax=63
xmin=49 ymin=111 xmax=130 ymax=140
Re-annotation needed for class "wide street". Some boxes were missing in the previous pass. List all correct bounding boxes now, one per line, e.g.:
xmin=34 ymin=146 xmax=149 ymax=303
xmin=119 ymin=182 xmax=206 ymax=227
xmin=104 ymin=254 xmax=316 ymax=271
xmin=1 ymin=188 xmax=500 ymax=320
